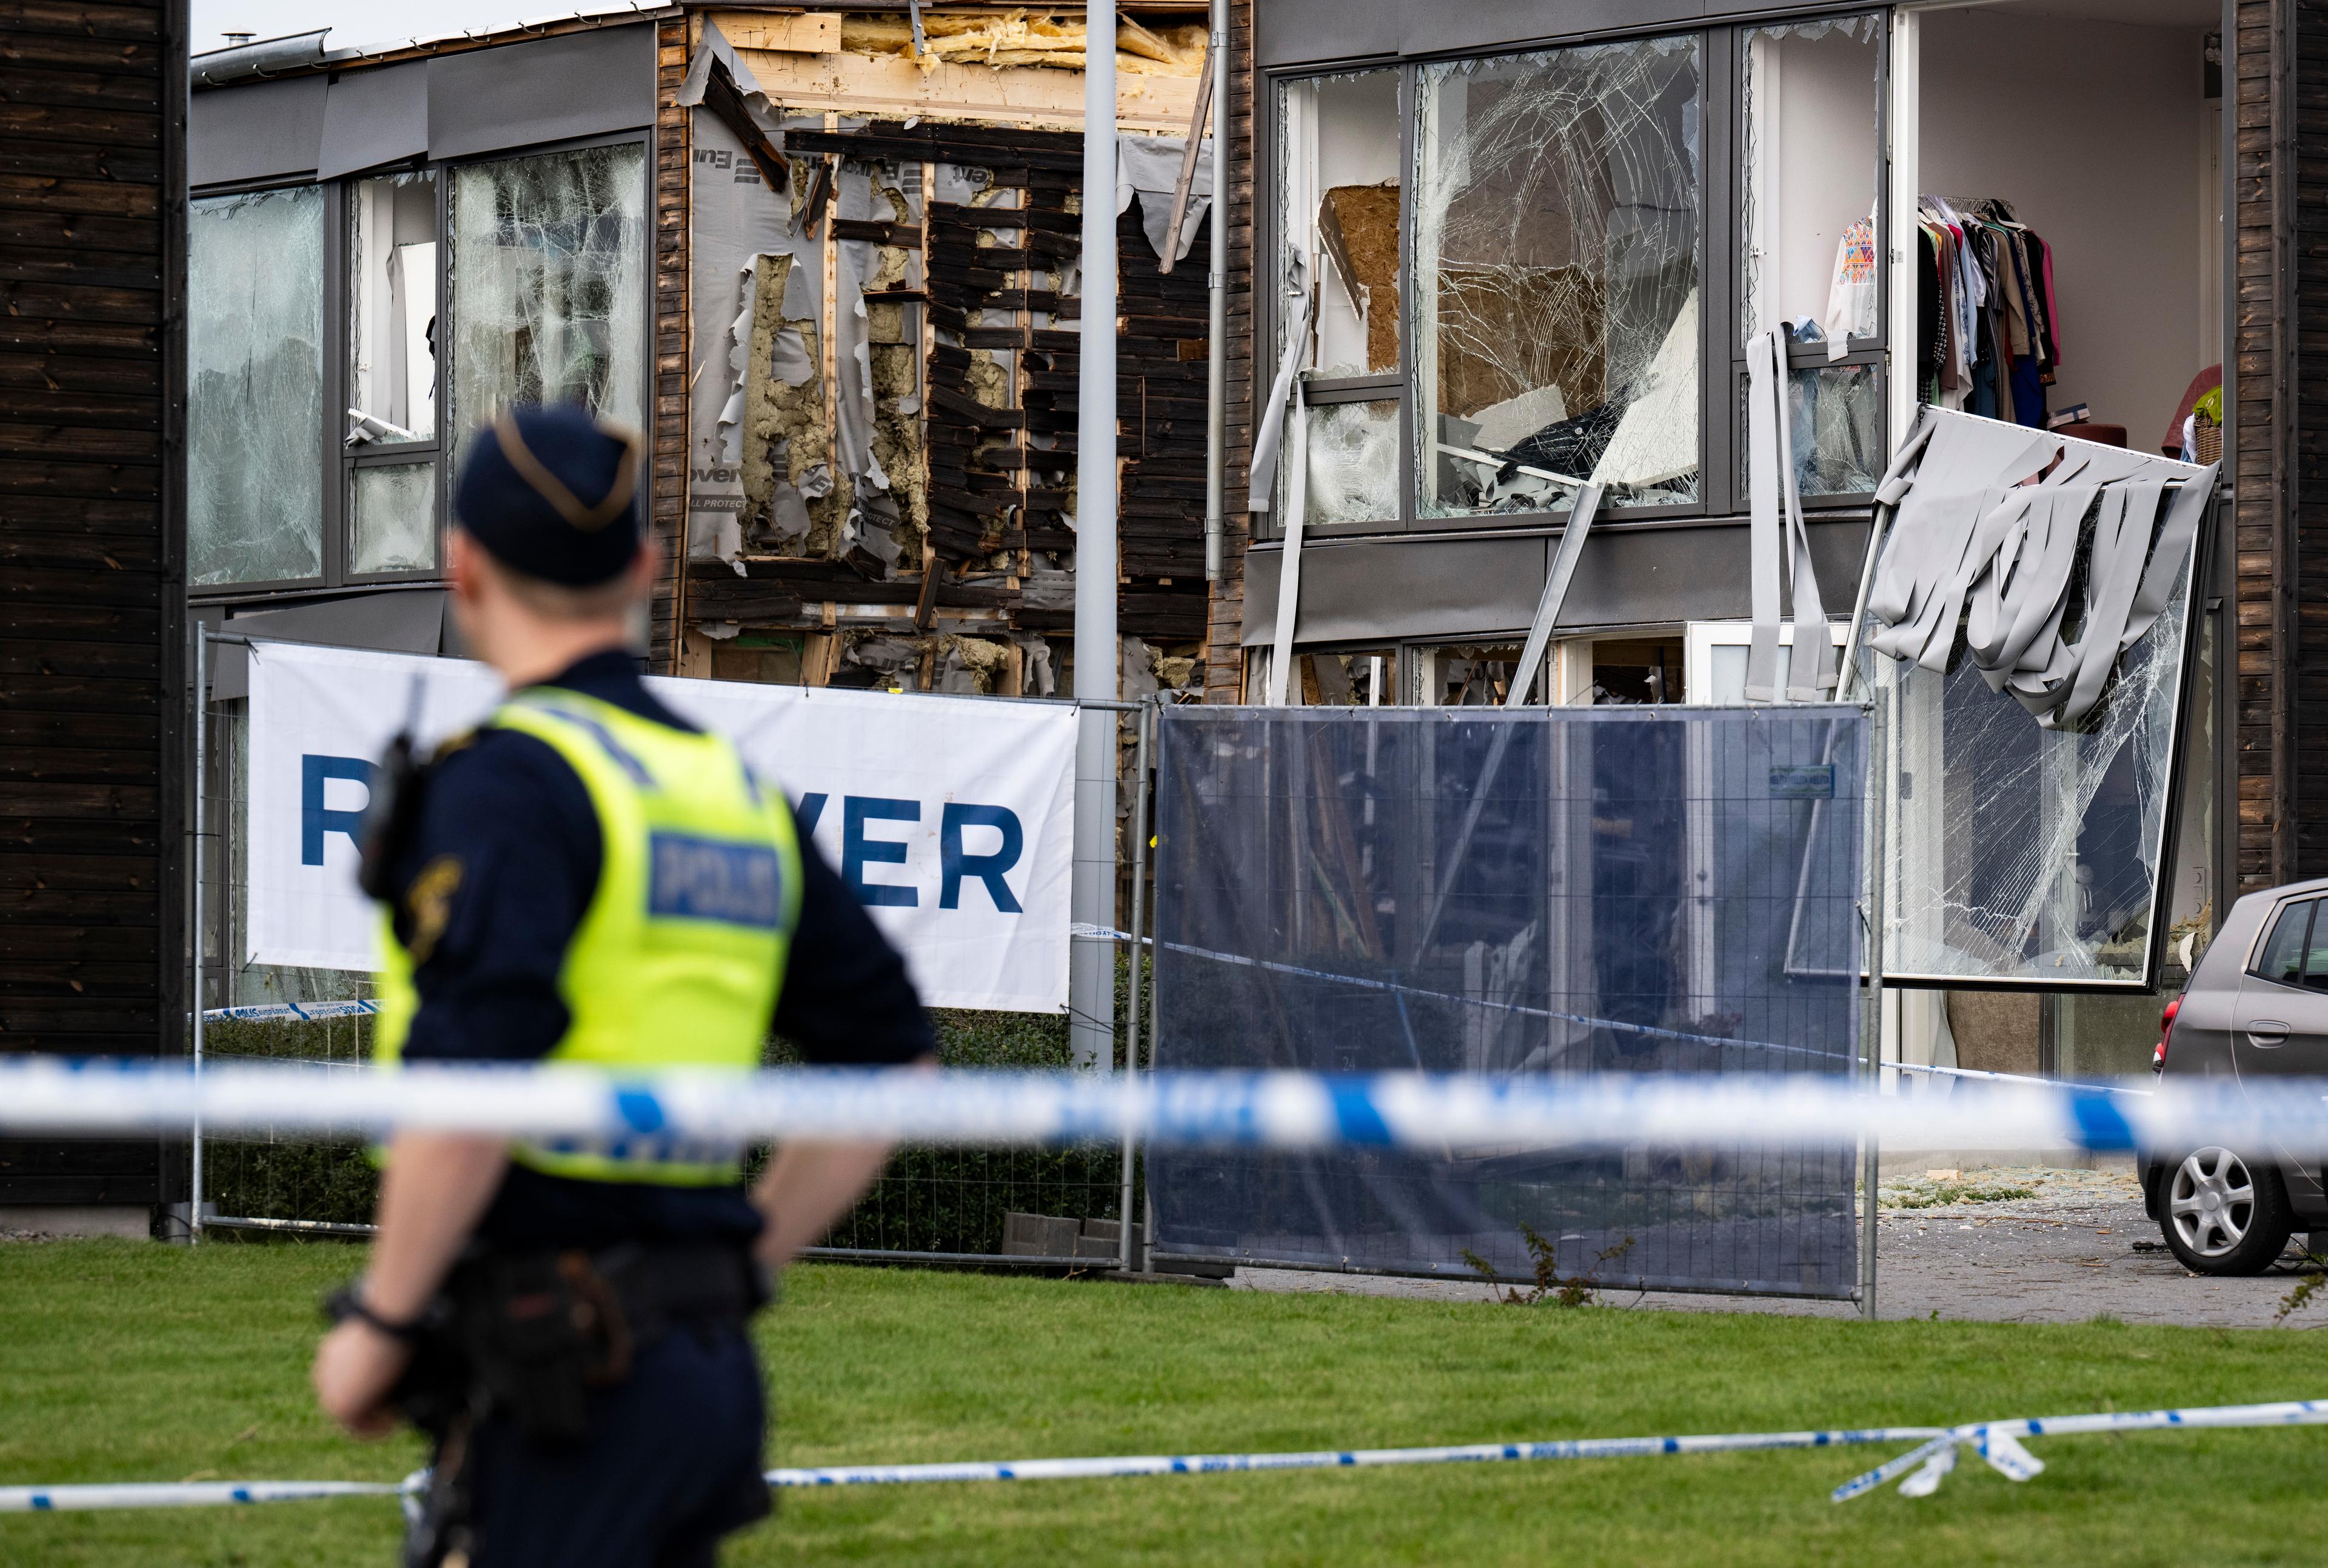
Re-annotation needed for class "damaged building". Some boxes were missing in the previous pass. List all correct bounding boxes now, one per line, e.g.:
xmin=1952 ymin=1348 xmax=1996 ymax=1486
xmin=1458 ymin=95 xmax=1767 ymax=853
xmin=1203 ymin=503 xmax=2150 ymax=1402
xmin=1212 ymin=0 xmax=2251 ymax=1081
xmin=181 ymin=2 xmax=1217 ymax=700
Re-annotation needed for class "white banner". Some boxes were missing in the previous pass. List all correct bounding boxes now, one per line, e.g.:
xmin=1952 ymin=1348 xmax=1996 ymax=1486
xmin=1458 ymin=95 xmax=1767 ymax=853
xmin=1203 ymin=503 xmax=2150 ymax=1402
xmin=244 ymin=641 xmax=1076 ymax=1012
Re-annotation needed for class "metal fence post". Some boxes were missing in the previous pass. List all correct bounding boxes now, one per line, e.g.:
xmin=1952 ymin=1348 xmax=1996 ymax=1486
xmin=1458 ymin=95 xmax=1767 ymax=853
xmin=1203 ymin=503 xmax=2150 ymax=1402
xmin=1119 ymin=696 xmax=1155 ymax=1272
xmin=1859 ymin=686 xmax=1888 ymax=1321
xmin=190 ymin=626 xmax=207 ymax=1244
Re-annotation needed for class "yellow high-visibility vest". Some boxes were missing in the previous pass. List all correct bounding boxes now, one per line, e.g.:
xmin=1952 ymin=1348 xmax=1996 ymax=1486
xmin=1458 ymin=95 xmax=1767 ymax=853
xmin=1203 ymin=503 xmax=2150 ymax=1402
xmin=375 ymin=686 xmax=801 ymax=1184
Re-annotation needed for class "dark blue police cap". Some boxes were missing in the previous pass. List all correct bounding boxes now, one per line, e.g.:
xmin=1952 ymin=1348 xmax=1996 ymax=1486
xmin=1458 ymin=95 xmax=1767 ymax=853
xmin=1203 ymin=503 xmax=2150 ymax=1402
xmin=452 ymin=404 xmax=644 ymax=587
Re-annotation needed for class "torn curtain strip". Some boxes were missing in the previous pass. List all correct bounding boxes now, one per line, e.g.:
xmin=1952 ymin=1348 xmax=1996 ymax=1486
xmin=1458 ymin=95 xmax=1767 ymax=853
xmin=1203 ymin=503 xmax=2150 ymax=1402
xmin=1246 ymin=253 xmax=1314 ymax=513
xmin=1743 ymin=327 xmax=1836 ymax=701
xmin=1864 ymin=406 xmax=2213 ymax=730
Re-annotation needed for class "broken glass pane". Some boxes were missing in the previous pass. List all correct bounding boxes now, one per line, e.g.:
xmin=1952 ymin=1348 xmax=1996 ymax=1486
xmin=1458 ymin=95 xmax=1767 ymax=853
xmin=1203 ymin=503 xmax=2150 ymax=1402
xmin=349 ymin=461 xmax=436 ymax=574
xmin=447 ymin=143 xmax=648 ymax=435
xmin=1416 ymin=37 xmax=1701 ymax=518
xmin=1738 ymin=364 xmax=1884 ymax=497
xmin=1278 ymin=68 xmax=1402 ymax=377
xmin=1868 ymin=526 xmax=2199 ymax=987
xmin=1292 ymin=397 xmax=1400 ymax=526
xmin=349 ymin=172 xmax=440 ymax=444
xmin=189 ymin=186 xmax=326 ymax=586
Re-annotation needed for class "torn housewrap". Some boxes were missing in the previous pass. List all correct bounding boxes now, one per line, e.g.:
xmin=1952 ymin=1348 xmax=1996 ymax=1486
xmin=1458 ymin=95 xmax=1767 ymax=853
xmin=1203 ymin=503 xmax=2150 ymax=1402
xmin=1117 ymin=133 xmax=1214 ymax=264
xmin=1863 ymin=407 xmax=2212 ymax=730
xmin=833 ymin=164 xmax=904 ymax=566
xmin=687 ymin=104 xmax=797 ymax=567
xmin=676 ymin=18 xmax=782 ymax=141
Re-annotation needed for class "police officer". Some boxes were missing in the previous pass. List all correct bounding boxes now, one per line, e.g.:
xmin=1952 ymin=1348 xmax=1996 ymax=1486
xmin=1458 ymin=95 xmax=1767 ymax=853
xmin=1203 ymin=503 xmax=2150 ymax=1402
xmin=310 ymin=405 xmax=935 ymax=1566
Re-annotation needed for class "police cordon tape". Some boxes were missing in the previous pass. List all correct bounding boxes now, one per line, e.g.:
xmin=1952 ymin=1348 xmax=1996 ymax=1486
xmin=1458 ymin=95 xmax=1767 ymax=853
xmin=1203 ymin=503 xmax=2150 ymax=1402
xmin=8 ymin=1400 xmax=2326 ymax=1512
xmin=0 ymin=1058 xmax=2301 ymax=1153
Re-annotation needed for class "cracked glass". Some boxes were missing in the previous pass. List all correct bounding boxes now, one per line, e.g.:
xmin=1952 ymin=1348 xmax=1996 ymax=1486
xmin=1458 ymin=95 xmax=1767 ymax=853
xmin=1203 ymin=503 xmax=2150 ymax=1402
xmin=447 ymin=143 xmax=647 ymax=436
xmin=1867 ymin=526 xmax=2201 ymax=987
xmin=189 ymin=186 xmax=326 ymax=586
xmin=349 ymin=462 xmax=438 ymax=575
xmin=1296 ymin=398 xmax=1400 ymax=527
xmin=1416 ymin=37 xmax=1701 ymax=519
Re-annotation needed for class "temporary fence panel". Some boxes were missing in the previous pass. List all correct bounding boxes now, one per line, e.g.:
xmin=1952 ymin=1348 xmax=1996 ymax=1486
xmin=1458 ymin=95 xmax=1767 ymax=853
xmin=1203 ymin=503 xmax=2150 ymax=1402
xmin=1146 ymin=704 xmax=1865 ymax=1298
xmin=241 ymin=638 xmax=1077 ymax=1012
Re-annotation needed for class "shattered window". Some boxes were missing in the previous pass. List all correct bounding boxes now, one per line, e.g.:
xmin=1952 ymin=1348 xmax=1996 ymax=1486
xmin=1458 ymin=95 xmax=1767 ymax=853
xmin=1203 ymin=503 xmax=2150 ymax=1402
xmin=349 ymin=172 xmax=440 ymax=445
xmin=1416 ymin=38 xmax=1701 ymax=519
xmin=447 ymin=142 xmax=648 ymax=436
xmin=1278 ymin=70 xmax=1402 ymax=379
xmin=1871 ymin=493 xmax=2206 ymax=989
xmin=349 ymin=461 xmax=437 ymax=575
xmin=1294 ymin=396 xmax=1400 ymax=526
xmin=1736 ymin=364 xmax=1884 ymax=498
xmin=188 ymin=185 xmax=326 ymax=586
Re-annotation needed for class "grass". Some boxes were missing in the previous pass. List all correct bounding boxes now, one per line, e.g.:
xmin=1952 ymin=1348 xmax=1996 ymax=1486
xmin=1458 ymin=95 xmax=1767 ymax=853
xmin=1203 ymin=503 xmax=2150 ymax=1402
xmin=1880 ymin=1181 xmax=2040 ymax=1211
xmin=5 ymin=1241 xmax=2327 ymax=1566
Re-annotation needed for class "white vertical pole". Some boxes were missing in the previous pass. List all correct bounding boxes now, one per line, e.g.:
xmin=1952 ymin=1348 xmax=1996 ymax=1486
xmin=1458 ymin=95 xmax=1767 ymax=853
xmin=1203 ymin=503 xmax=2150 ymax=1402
xmin=1069 ymin=2 xmax=1122 ymax=1069
xmin=1886 ymin=9 xmax=1920 ymax=453
xmin=189 ymin=626 xmax=206 ymax=1244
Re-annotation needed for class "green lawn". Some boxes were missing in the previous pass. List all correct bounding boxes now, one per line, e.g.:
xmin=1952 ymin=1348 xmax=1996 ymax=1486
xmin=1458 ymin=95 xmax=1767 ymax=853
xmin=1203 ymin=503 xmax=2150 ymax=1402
xmin=4 ymin=1241 xmax=2324 ymax=1566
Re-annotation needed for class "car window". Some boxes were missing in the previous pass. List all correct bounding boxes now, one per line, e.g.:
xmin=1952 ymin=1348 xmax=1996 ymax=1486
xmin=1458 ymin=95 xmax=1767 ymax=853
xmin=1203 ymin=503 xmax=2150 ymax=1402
xmin=2253 ymin=898 xmax=2318 ymax=987
xmin=2304 ymin=919 xmax=2328 ymax=992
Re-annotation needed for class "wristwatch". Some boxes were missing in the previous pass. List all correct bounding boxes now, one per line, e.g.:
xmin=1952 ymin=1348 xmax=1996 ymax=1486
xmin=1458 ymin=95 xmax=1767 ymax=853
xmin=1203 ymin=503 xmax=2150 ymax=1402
xmin=324 ymin=1282 xmax=424 ymax=1344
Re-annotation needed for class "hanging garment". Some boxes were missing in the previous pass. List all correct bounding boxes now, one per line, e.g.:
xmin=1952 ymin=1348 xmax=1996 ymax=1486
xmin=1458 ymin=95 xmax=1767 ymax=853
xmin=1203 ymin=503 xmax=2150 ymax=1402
xmin=1824 ymin=217 xmax=1879 ymax=358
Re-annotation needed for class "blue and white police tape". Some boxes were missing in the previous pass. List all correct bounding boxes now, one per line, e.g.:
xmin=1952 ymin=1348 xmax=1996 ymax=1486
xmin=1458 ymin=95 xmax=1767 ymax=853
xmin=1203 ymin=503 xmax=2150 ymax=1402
xmin=0 ymin=1478 xmax=413 ymax=1512
xmin=1831 ymin=1398 xmax=2328 ymax=1501
xmin=0 ymin=1058 xmax=2307 ymax=1155
xmin=200 ymin=999 xmax=378 ymax=1023
xmin=10 ymin=1398 xmax=2325 ymax=1512
xmin=1890 ymin=1060 xmax=2153 ymax=1096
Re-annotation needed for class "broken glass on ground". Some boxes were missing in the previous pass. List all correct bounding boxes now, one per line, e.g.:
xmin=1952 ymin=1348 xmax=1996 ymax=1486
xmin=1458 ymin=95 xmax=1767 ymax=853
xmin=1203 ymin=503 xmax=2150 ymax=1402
xmin=447 ymin=142 xmax=649 ymax=435
xmin=1416 ymin=36 xmax=1701 ymax=518
xmin=189 ymin=185 xmax=326 ymax=586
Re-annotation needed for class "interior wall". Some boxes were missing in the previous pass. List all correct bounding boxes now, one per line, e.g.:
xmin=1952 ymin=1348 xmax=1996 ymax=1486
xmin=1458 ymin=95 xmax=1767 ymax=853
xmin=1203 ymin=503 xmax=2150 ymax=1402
xmin=1748 ymin=25 xmax=1880 ymax=338
xmin=1920 ymin=8 xmax=2211 ymax=452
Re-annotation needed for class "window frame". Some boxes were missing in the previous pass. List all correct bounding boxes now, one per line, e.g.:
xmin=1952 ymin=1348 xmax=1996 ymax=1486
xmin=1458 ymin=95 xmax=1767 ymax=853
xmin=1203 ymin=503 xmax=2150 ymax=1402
xmin=1256 ymin=12 xmax=1892 ymax=545
xmin=341 ymin=168 xmax=447 ymax=586
xmin=1730 ymin=12 xmax=1890 ymax=509
xmin=188 ymin=126 xmax=656 ymax=601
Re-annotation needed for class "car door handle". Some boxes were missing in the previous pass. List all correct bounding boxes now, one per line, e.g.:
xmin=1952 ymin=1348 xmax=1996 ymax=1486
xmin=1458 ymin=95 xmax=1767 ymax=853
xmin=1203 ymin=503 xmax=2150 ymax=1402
xmin=2248 ymin=1020 xmax=2291 ymax=1047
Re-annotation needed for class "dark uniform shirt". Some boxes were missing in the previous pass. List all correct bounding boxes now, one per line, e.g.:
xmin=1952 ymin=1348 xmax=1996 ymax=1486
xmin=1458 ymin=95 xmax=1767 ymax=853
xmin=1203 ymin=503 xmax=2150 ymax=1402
xmin=386 ymin=649 xmax=935 ymax=1250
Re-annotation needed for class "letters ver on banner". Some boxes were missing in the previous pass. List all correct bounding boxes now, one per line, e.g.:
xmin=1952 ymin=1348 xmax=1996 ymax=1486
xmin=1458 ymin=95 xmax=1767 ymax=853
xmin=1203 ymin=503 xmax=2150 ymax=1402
xmin=245 ymin=641 xmax=1076 ymax=1012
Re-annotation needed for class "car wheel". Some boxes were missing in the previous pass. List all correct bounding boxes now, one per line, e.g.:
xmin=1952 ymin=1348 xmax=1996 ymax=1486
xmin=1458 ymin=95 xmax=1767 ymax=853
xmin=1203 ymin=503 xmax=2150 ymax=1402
xmin=2159 ymin=1147 xmax=2294 ymax=1276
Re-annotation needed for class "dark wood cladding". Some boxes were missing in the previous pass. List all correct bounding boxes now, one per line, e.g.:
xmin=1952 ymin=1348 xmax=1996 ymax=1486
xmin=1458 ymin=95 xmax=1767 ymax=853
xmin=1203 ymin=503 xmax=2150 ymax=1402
xmin=0 ymin=0 xmax=183 ymax=1206
xmin=650 ymin=13 xmax=688 ymax=675
xmin=1203 ymin=0 xmax=1252 ymax=701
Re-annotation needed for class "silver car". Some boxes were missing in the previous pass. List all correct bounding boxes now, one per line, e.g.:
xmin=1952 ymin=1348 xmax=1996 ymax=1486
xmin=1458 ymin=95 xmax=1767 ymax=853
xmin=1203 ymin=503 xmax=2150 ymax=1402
xmin=2142 ymin=878 xmax=2328 ymax=1274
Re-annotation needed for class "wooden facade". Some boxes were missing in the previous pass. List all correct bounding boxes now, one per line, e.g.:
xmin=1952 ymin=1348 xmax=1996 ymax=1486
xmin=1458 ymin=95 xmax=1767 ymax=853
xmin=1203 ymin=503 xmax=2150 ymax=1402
xmin=1201 ymin=0 xmax=1253 ymax=702
xmin=0 ymin=0 xmax=187 ymax=1205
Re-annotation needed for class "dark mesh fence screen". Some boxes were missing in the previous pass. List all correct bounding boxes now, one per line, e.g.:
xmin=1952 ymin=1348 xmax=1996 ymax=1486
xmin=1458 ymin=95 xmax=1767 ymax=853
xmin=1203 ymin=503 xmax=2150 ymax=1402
xmin=1148 ymin=705 xmax=1865 ymax=1298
